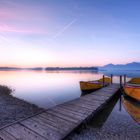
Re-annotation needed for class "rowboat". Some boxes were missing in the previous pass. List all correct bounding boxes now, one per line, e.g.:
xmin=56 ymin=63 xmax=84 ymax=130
xmin=127 ymin=78 xmax=140 ymax=84
xmin=80 ymin=77 xmax=111 ymax=93
xmin=123 ymin=78 xmax=140 ymax=102
xmin=123 ymin=97 xmax=140 ymax=125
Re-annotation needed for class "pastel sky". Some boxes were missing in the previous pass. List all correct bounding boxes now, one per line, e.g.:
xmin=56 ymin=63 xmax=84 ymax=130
xmin=0 ymin=0 xmax=140 ymax=67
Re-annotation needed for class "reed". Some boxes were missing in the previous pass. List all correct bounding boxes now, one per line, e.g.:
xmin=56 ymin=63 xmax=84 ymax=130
xmin=0 ymin=85 xmax=13 ymax=95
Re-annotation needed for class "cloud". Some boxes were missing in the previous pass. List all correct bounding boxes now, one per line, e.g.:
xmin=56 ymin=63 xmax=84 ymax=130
xmin=53 ymin=19 xmax=77 ymax=38
xmin=0 ymin=24 xmax=44 ymax=34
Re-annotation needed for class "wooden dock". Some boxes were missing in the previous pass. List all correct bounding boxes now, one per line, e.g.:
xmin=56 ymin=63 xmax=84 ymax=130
xmin=0 ymin=84 xmax=120 ymax=140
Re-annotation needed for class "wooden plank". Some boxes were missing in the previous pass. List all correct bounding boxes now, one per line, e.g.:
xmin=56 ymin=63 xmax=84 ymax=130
xmin=49 ymin=106 xmax=87 ymax=120
xmin=0 ymin=130 xmax=17 ymax=140
xmin=66 ymin=99 xmax=101 ymax=109
xmin=31 ymin=116 xmax=64 ymax=133
xmin=38 ymin=112 xmax=76 ymax=132
xmin=20 ymin=117 xmax=63 ymax=140
xmin=58 ymin=103 xmax=92 ymax=115
xmin=4 ymin=123 xmax=46 ymax=140
xmin=99 ymin=87 xmax=119 ymax=91
xmin=65 ymin=101 xmax=99 ymax=111
xmin=79 ymin=97 xmax=104 ymax=106
xmin=79 ymin=98 xmax=103 ymax=104
xmin=83 ymin=94 xmax=108 ymax=101
xmin=90 ymin=93 xmax=111 ymax=98
xmin=54 ymin=105 xmax=88 ymax=118
xmin=31 ymin=115 xmax=68 ymax=134
xmin=46 ymin=109 xmax=79 ymax=123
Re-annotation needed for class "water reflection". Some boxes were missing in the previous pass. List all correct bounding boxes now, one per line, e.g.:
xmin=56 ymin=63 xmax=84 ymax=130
xmin=123 ymin=96 xmax=140 ymax=125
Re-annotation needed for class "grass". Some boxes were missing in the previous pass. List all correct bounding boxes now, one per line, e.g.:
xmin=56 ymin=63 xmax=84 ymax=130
xmin=0 ymin=85 xmax=13 ymax=95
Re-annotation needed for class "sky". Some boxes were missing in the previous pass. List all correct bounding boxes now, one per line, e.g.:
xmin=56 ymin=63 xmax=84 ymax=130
xmin=0 ymin=0 xmax=140 ymax=67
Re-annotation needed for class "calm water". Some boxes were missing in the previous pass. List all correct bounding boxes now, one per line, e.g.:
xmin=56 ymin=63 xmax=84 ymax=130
xmin=0 ymin=70 xmax=133 ymax=108
xmin=0 ymin=70 xmax=105 ymax=108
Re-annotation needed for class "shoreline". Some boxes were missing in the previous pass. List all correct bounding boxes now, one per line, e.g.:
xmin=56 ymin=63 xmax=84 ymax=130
xmin=0 ymin=85 xmax=44 ymax=128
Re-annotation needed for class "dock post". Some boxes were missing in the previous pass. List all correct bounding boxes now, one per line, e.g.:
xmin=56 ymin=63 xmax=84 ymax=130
xmin=120 ymin=75 xmax=122 ymax=88
xmin=111 ymin=74 xmax=113 ymax=84
xmin=103 ymin=75 xmax=105 ymax=87
xmin=124 ymin=75 xmax=126 ymax=85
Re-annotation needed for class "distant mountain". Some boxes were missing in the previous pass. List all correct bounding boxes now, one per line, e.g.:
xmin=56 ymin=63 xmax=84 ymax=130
xmin=99 ymin=62 xmax=140 ymax=70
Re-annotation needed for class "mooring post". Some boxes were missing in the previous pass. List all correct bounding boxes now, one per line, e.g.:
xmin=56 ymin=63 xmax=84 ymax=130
xmin=119 ymin=95 xmax=122 ymax=111
xmin=111 ymin=74 xmax=113 ymax=84
xmin=103 ymin=75 xmax=105 ymax=87
xmin=124 ymin=75 xmax=126 ymax=85
xmin=120 ymin=75 xmax=122 ymax=88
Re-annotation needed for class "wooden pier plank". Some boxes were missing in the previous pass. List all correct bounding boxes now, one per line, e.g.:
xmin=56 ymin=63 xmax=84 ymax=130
xmin=0 ymin=130 xmax=17 ymax=140
xmin=39 ymin=112 xmax=77 ymax=132
xmin=46 ymin=109 xmax=79 ymax=123
xmin=51 ymin=106 xmax=88 ymax=118
xmin=48 ymin=106 xmax=87 ymax=120
xmin=58 ymin=103 xmax=93 ymax=115
xmin=3 ymin=123 xmax=46 ymax=140
xmin=20 ymin=117 xmax=63 ymax=140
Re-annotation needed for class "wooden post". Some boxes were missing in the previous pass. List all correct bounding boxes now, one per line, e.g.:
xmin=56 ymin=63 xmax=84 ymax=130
xmin=124 ymin=75 xmax=126 ymax=85
xmin=111 ymin=74 xmax=113 ymax=84
xmin=119 ymin=95 xmax=122 ymax=111
xmin=120 ymin=75 xmax=122 ymax=88
xmin=103 ymin=75 xmax=105 ymax=87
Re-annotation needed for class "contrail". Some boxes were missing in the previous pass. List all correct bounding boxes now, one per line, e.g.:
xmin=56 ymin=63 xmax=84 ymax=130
xmin=53 ymin=18 xmax=77 ymax=38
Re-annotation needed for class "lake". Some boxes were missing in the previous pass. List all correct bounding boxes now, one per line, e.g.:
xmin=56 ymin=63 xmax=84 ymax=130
xmin=0 ymin=70 xmax=135 ymax=108
xmin=0 ymin=70 xmax=104 ymax=108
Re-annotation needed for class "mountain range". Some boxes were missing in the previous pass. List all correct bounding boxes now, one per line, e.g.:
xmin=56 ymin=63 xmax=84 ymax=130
xmin=100 ymin=62 xmax=140 ymax=70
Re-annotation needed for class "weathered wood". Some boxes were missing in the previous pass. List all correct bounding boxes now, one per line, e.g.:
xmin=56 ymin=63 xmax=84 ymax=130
xmin=46 ymin=109 xmax=79 ymax=123
xmin=120 ymin=75 xmax=123 ymax=87
xmin=103 ymin=75 xmax=105 ymax=87
xmin=65 ymin=98 xmax=101 ymax=108
xmin=65 ymin=101 xmax=99 ymax=110
xmin=39 ymin=112 xmax=76 ymax=131
xmin=20 ymin=117 xmax=63 ymax=140
xmin=4 ymin=123 xmax=46 ymax=140
xmin=0 ymin=130 xmax=17 ymax=140
xmin=111 ymin=74 xmax=113 ymax=84
xmin=124 ymin=75 xmax=126 ymax=85
xmin=49 ymin=106 xmax=87 ymax=120
xmin=54 ymin=105 xmax=88 ymax=118
xmin=80 ymin=96 xmax=104 ymax=102
xmin=0 ymin=84 xmax=120 ymax=140
xmin=84 ymin=94 xmax=108 ymax=101
xmin=58 ymin=103 xmax=93 ymax=115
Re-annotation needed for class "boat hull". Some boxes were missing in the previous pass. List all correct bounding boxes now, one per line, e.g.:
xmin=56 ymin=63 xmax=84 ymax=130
xmin=128 ymin=78 xmax=140 ymax=84
xmin=80 ymin=81 xmax=102 ymax=93
xmin=123 ymin=85 xmax=140 ymax=102
xmin=80 ymin=77 xmax=111 ymax=93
